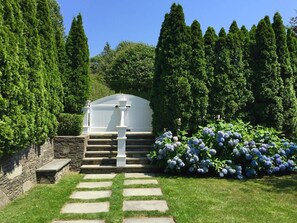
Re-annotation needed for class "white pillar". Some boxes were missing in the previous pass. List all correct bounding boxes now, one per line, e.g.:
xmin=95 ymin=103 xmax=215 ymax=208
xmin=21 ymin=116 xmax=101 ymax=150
xmin=116 ymin=99 xmax=128 ymax=167
xmin=82 ymin=100 xmax=91 ymax=134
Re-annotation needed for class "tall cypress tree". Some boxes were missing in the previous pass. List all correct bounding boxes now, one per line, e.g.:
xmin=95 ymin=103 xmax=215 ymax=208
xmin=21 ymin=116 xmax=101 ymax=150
xmin=252 ymin=17 xmax=283 ymax=129
xmin=226 ymin=21 xmax=252 ymax=120
xmin=37 ymin=0 xmax=63 ymax=136
xmin=240 ymin=25 xmax=255 ymax=120
xmin=212 ymin=28 xmax=231 ymax=120
xmin=0 ymin=0 xmax=31 ymax=153
xmin=287 ymin=28 xmax=297 ymax=94
xmin=20 ymin=0 xmax=50 ymax=144
xmin=273 ymin=12 xmax=297 ymax=136
xmin=188 ymin=20 xmax=208 ymax=132
xmin=151 ymin=3 xmax=192 ymax=133
xmin=204 ymin=26 xmax=217 ymax=119
xmin=49 ymin=0 xmax=67 ymax=99
xmin=65 ymin=14 xmax=90 ymax=113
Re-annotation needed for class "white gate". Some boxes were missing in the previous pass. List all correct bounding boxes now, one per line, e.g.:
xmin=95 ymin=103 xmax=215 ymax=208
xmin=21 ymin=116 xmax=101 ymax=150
xmin=82 ymin=94 xmax=153 ymax=134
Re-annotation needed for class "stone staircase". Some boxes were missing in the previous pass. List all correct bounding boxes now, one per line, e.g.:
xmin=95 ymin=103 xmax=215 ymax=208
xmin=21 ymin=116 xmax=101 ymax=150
xmin=80 ymin=133 xmax=158 ymax=173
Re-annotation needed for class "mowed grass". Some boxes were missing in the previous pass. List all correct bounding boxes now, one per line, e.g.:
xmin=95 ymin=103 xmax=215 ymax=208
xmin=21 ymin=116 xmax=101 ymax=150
xmin=0 ymin=173 xmax=296 ymax=223
xmin=159 ymin=174 xmax=297 ymax=223
xmin=0 ymin=172 xmax=83 ymax=223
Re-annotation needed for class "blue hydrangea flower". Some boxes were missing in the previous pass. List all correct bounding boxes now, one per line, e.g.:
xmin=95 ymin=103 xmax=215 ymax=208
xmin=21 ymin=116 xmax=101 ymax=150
xmin=209 ymin=149 xmax=217 ymax=155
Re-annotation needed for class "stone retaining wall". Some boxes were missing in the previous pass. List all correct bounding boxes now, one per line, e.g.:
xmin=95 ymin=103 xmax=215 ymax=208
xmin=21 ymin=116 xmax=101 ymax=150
xmin=54 ymin=135 xmax=88 ymax=171
xmin=0 ymin=140 xmax=54 ymax=209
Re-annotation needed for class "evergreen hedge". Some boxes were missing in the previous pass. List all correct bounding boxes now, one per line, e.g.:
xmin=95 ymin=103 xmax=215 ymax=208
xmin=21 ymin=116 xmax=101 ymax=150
xmin=57 ymin=113 xmax=83 ymax=136
xmin=152 ymin=4 xmax=297 ymax=138
xmin=0 ymin=0 xmax=66 ymax=156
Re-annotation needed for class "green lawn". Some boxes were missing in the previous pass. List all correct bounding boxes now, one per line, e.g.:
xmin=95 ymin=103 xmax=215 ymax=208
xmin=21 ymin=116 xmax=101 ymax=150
xmin=0 ymin=173 xmax=296 ymax=223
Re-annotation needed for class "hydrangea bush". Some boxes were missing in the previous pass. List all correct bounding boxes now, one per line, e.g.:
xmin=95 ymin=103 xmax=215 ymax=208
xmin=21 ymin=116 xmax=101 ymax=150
xmin=148 ymin=120 xmax=297 ymax=179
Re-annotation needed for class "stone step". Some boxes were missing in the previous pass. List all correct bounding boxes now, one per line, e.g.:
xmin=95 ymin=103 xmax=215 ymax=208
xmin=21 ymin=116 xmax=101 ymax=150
xmin=82 ymin=157 xmax=150 ymax=165
xmin=86 ymin=144 xmax=153 ymax=152
xmin=89 ymin=134 xmax=117 ymax=139
xmin=126 ymin=132 xmax=155 ymax=140
xmin=85 ymin=151 xmax=117 ymax=158
xmin=86 ymin=145 xmax=117 ymax=151
xmin=80 ymin=164 xmax=159 ymax=174
xmin=87 ymin=138 xmax=154 ymax=146
xmin=84 ymin=150 xmax=150 ymax=158
xmin=88 ymin=139 xmax=117 ymax=145
xmin=82 ymin=157 xmax=116 ymax=165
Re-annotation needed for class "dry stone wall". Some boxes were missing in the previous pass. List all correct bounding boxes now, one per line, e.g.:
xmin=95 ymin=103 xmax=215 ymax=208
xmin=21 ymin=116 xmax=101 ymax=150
xmin=54 ymin=135 xmax=88 ymax=171
xmin=0 ymin=140 xmax=54 ymax=209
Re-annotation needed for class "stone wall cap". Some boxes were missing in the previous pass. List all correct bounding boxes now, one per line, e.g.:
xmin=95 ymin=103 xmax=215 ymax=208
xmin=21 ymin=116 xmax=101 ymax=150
xmin=36 ymin=159 xmax=71 ymax=173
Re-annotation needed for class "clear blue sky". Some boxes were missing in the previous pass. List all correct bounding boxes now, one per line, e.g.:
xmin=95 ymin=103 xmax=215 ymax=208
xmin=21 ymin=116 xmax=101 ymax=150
xmin=57 ymin=0 xmax=297 ymax=57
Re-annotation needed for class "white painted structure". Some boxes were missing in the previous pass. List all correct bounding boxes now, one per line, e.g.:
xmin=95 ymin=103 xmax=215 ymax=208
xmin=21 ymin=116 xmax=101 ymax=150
xmin=82 ymin=94 xmax=153 ymax=167
xmin=82 ymin=94 xmax=153 ymax=134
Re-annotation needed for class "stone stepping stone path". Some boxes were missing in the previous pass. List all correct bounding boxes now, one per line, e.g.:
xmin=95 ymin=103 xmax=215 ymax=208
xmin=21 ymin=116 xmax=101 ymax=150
xmin=123 ymin=188 xmax=162 ymax=197
xmin=61 ymin=202 xmax=109 ymax=214
xmin=124 ymin=179 xmax=158 ymax=185
xmin=70 ymin=190 xmax=112 ymax=199
xmin=54 ymin=173 xmax=174 ymax=223
xmin=77 ymin=181 xmax=112 ymax=188
xmin=53 ymin=220 xmax=105 ymax=223
xmin=122 ymin=173 xmax=174 ymax=223
xmin=83 ymin=173 xmax=116 ymax=180
xmin=123 ymin=217 xmax=175 ymax=223
xmin=123 ymin=200 xmax=169 ymax=212
xmin=124 ymin=173 xmax=156 ymax=178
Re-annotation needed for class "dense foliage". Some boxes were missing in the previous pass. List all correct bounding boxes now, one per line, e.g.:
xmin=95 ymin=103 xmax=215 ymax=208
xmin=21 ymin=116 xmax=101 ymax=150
xmin=89 ymin=41 xmax=154 ymax=100
xmin=107 ymin=42 xmax=155 ymax=100
xmin=152 ymin=4 xmax=297 ymax=138
xmin=149 ymin=120 xmax=297 ymax=179
xmin=57 ymin=113 xmax=83 ymax=136
xmin=64 ymin=14 xmax=90 ymax=113
xmin=151 ymin=3 xmax=193 ymax=133
xmin=0 ymin=0 xmax=89 ymax=155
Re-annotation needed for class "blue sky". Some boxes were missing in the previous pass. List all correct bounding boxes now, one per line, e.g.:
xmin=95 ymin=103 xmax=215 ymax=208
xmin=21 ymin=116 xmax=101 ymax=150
xmin=57 ymin=0 xmax=297 ymax=57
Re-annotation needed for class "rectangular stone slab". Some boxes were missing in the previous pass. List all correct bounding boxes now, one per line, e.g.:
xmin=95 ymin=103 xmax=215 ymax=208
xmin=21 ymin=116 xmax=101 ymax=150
xmin=124 ymin=179 xmax=158 ymax=185
xmin=53 ymin=221 xmax=105 ymax=223
xmin=70 ymin=191 xmax=111 ymax=199
xmin=123 ymin=218 xmax=175 ymax=223
xmin=123 ymin=200 xmax=168 ymax=212
xmin=77 ymin=181 xmax=112 ymax=188
xmin=123 ymin=188 xmax=162 ymax=197
xmin=84 ymin=174 xmax=116 ymax=180
xmin=124 ymin=173 xmax=156 ymax=178
xmin=61 ymin=202 xmax=109 ymax=213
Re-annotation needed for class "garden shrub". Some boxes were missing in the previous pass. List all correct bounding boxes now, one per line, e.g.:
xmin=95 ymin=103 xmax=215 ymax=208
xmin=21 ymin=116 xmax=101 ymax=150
xmin=148 ymin=120 xmax=297 ymax=179
xmin=57 ymin=113 xmax=83 ymax=136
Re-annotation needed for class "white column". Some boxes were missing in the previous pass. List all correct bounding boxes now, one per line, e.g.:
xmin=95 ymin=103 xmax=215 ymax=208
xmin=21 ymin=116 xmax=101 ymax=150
xmin=82 ymin=100 xmax=91 ymax=134
xmin=116 ymin=99 xmax=128 ymax=167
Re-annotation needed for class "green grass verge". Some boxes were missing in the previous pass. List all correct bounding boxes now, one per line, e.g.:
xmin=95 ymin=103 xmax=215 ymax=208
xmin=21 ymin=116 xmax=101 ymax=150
xmin=0 ymin=172 xmax=83 ymax=223
xmin=159 ymin=174 xmax=297 ymax=223
xmin=0 ymin=173 xmax=296 ymax=223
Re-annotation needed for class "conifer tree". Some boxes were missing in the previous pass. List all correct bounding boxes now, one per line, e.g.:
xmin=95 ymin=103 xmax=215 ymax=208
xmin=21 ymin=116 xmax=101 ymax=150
xmin=20 ymin=0 xmax=50 ymax=143
xmin=37 ymin=0 xmax=63 ymax=136
xmin=0 ymin=0 xmax=31 ymax=153
xmin=204 ymin=27 xmax=217 ymax=119
xmin=226 ymin=21 xmax=252 ymax=120
xmin=65 ymin=14 xmax=90 ymax=113
xmin=188 ymin=20 xmax=208 ymax=132
xmin=49 ymin=0 xmax=67 ymax=97
xmin=212 ymin=28 xmax=231 ymax=120
xmin=252 ymin=17 xmax=283 ymax=130
xmin=151 ymin=3 xmax=192 ymax=133
xmin=287 ymin=28 xmax=297 ymax=94
xmin=273 ymin=12 xmax=297 ymax=136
